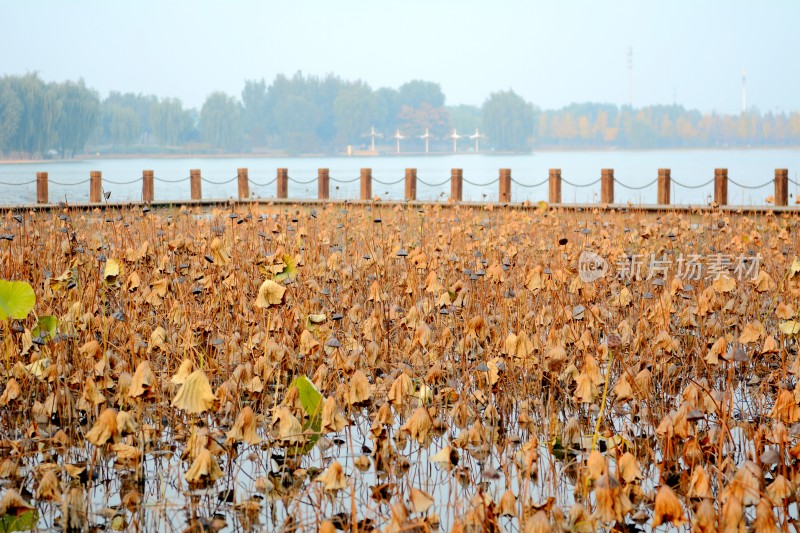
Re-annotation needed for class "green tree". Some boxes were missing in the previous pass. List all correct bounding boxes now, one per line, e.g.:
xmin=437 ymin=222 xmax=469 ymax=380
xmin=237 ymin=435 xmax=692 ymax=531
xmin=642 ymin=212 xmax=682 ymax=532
xmin=333 ymin=81 xmax=379 ymax=145
xmin=241 ymin=79 xmax=269 ymax=148
xmin=53 ymin=79 xmax=100 ymax=157
xmin=482 ymin=90 xmax=535 ymax=151
xmin=0 ymin=80 xmax=22 ymax=156
xmin=199 ymin=92 xmax=242 ymax=151
xmin=150 ymin=98 xmax=192 ymax=147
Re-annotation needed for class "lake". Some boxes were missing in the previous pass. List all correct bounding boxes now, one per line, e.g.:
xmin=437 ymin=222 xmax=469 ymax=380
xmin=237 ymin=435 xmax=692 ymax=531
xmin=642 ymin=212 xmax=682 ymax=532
xmin=1 ymin=149 xmax=798 ymax=206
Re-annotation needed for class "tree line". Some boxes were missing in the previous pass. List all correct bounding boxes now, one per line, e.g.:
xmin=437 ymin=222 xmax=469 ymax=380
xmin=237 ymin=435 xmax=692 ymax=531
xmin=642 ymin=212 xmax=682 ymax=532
xmin=2 ymin=72 xmax=800 ymax=158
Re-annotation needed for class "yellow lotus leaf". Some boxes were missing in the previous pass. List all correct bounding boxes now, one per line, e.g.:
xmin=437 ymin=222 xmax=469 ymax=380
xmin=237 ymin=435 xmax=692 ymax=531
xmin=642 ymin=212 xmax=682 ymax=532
xmin=618 ymin=452 xmax=642 ymax=483
xmin=172 ymin=370 xmax=215 ymax=414
xmin=687 ymin=465 xmax=713 ymax=499
xmin=316 ymin=461 xmax=347 ymax=491
xmin=776 ymin=302 xmax=795 ymax=320
xmin=401 ymin=407 xmax=433 ymax=444
xmin=116 ymin=410 xmax=137 ymax=435
xmin=226 ymin=406 xmax=262 ymax=445
xmin=497 ymin=489 xmax=516 ymax=517
xmin=129 ymin=360 xmax=155 ymax=398
xmin=347 ymin=370 xmax=371 ymax=405
xmin=299 ymin=329 xmax=319 ymax=355
xmin=780 ymin=320 xmax=800 ymax=336
xmin=651 ymin=485 xmax=686 ymax=527
xmin=209 ymin=237 xmax=231 ymax=265
xmin=410 ymin=487 xmax=434 ymax=514
xmin=111 ymin=443 xmax=141 ymax=464
xmin=255 ymin=279 xmax=286 ymax=308
xmin=0 ymin=488 xmax=34 ymax=515
xmin=430 ymin=445 xmax=454 ymax=465
xmin=103 ymin=258 xmax=121 ymax=285
xmin=82 ymin=377 xmax=106 ymax=406
xmin=185 ymin=448 xmax=223 ymax=483
xmin=387 ymin=373 xmax=414 ymax=407
xmin=86 ymin=408 xmax=118 ymax=446
xmin=35 ymin=469 xmax=62 ymax=501
xmin=523 ymin=511 xmax=550 ymax=532
xmin=271 ymin=406 xmax=304 ymax=444
xmin=171 ymin=359 xmax=194 ymax=385
xmin=712 ymin=274 xmax=736 ymax=293
xmin=761 ymin=335 xmax=779 ymax=354
xmin=321 ymin=396 xmax=348 ymax=434
xmin=0 ymin=378 xmax=20 ymax=406
xmin=586 ymin=450 xmax=607 ymax=481
xmin=766 ymin=474 xmax=794 ymax=501
xmin=126 ymin=271 xmax=140 ymax=292
xmin=738 ymin=320 xmax=764 ymax=344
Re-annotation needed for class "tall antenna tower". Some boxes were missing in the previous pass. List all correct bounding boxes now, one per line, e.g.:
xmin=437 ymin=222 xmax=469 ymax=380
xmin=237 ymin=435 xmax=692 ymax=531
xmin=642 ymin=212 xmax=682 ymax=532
xmin=741 ymin=69 xmax=747 ymax=113
xmin=627 ymin=47 xmax=633 ymax=107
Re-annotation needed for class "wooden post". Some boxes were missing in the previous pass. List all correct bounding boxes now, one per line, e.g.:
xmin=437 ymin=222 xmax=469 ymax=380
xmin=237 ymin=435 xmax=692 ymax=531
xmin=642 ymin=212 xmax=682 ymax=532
xmin=775 ymin=168 xmax=789 ymax=207
xmin=450 ymin=168 xmax=463 ymax=202
xmin=318 ymin=168 xmax=330 ymax=200
xmin=237 ymin=168 xmax=249 ymax=199
xmin=360 ymin=168 xmax=372 ymax=200
xmin=190 ymin=169 xmax=202 ymax=200
xmin=277 ymin=168 xmax=288 ymax=199
xmin=657 ymin=168 xmax=671 ymax=205
xmin=601 ymin=169 xmax=614 ymax=204
xmin=142 ymin=170 xmax=154 ymax=203
xmin=499 ymin=168 xmax=511 ymax=202
xmin=714 ymin=168 xmax=728 ymax=206
xmin=549 ymin=169 xmax=561 ymax=204
xmin=89 ymin=171 xmax=102 ymax=203
xmin=36 ymin=172 xmax=48 ymax=204
xmin=404 ymin=168 xmax=417 ymax=201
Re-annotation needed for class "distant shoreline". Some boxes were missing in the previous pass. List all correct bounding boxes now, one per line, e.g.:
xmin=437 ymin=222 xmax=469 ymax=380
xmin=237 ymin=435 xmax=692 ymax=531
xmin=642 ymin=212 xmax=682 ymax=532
xmin=2 ymin=145 xmax=800 ymax=165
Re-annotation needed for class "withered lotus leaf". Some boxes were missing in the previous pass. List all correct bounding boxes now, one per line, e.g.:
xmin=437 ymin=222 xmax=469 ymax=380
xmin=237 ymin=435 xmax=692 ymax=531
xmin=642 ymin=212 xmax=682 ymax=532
xmin=171 ymin=370 xmax=215 ymax=414
xmin=255 ymin=279 xmax=286 ymax=307
xmin=316 ymin=460 xmax=347 ymax=491
xmin=651 ymin=485 xmax=685 ymax=528
xmin=184 ymin=448 xmax=223 ymax=483
xmin=129 ymin=360 xmax=156 ymax=398
xmin=86 ymin=408 xmax=118 ymax=446
xmin=226 ymin=406 xmax=262 ymax=445
xmin=409 ymin=487 xmax=434 ymax=514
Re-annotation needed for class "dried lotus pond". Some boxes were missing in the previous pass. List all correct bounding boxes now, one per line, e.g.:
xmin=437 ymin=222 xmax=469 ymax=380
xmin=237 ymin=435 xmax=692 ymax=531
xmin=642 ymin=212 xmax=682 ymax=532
xmin=0 ymin=201 xmax=799 ymax=531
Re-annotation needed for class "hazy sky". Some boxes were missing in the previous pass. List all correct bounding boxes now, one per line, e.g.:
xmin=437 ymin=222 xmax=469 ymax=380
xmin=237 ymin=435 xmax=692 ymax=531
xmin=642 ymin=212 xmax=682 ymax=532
xmin=2 ymin=1 xmax=797 ymax=113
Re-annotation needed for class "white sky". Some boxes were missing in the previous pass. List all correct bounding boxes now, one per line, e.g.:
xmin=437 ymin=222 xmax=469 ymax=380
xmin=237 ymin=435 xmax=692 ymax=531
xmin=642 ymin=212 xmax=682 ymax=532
xmin=2 ymin=0 xmax=797 ymax=113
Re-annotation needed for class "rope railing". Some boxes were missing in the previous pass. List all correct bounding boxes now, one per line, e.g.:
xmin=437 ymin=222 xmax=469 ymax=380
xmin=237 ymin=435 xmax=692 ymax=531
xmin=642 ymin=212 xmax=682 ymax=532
xmin=3 ymin=167 xmax=795 ymax=208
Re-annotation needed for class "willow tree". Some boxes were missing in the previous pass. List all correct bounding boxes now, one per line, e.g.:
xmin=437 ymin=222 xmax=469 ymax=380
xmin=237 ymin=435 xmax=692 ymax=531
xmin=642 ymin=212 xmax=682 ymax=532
xmin=199 ymin=92 xmax=242 ymax=151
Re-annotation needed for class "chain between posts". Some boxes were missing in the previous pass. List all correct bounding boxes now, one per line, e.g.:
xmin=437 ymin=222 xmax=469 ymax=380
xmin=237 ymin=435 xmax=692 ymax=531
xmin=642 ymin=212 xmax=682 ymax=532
xmin=671 ymin=178 xmax=714 ymax=189
xmin=373 ymin=177 xmax=406 ymax=186
xmin=288 ymin=177 xmax=318 ymax=185
xmin=614 ymin=177 xmax=659 ymax=190
xmin=248 ymin=178 xmax=278 ymax=187
xmin=49 ymin=179 xmax=91 ymax=186
xmin=561 ymin=177 xmax=602 ymax=187
xmin=153 ymin=176 xmax=191 ymax=183
xmin=511 ymin=177 xmax=549 ymax=188
xmin=417 ymin=178 xmax=450 ymax=187
xmin=462 ymin=178 xmax=499 ymax=187
xmin=728 ymin=178 xmax=774 ymax=190
xmin=104 ymin=177 xmax=142 ymax=185
xmin=0 ymin=179 xmax=36 ymax=186
xmin=329 ymin=176 xmax=361 ymax=184
xmin=201 ymin=176 xmax=238 ymax=185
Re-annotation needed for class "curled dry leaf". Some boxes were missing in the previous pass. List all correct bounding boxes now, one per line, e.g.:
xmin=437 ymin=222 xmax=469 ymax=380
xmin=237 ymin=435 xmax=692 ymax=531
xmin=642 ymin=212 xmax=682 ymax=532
xmin=86 ymin=408 xmax=118 ymax=446
xmin=172 ymin=370 xmax=215 ymax=414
